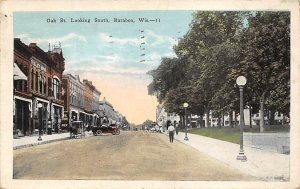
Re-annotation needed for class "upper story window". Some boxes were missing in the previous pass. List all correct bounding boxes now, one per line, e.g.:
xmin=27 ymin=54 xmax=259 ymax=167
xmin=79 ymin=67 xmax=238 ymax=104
xmin=35 ymin=71 xmax=38 ymax=92
xmin=31 ymin=70 xmax=34 ymax=91
xmin=53 ymin=78 xmax=59 ymax=99
xmin=43 ymin=76 xmax=47 ymax=94
xmin=39 ymin=74 xmax=43 ymax=94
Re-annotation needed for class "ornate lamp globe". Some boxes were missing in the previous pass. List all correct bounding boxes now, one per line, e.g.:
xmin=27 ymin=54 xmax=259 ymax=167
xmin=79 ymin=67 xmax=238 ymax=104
xmin=236 ymin=76 xmax=247 ymax=86
xmin=183 ymin=103 xmax=189 ymax=108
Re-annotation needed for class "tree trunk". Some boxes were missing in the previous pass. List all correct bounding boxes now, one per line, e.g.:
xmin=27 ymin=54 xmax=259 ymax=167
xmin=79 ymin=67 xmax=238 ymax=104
xmin=199 ymin=114 xmax=203 ymax=128
xmin=234 ymin=112 xmax=238 ymax=127
xmin=217 ymin=116 xmax=221 ymax=128
xmin=266 ymin=110 xmax=270 ymax=125
xmin=269 ymin=110 xmax=275 ymax=125
xmin=249 ymin=106 xmax=252 ymax=129
xmin=205 ymin=110 xmax=210 ymax=127
xmin=260 ymin=93 xmax=265 ymax=133
xmin=229 ymin=111 xmax=233 ymax=128
xmin=222 ymin=112 xmax=224 ymax=127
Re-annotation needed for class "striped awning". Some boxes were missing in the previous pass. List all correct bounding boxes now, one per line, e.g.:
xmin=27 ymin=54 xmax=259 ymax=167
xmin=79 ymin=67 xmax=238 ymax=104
xmin=14 ymin=63 xmax=27 ymax=80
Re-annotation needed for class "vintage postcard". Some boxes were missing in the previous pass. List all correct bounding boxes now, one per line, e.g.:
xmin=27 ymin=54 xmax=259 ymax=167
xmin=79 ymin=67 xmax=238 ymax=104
xmin=0 ymin=0 xmax=300 ymax=189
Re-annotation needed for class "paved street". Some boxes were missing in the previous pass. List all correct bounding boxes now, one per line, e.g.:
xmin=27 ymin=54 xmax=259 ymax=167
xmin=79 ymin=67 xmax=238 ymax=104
xmin=13 ymin=131 xmax=254 ymax=180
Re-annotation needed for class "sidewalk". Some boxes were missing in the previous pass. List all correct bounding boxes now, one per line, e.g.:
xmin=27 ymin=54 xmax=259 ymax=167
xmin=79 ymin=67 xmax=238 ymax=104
xmin=166 ymin=131 xmax=290 ymax=181
xmin=13 ymin=131 xmax=94 ymax=150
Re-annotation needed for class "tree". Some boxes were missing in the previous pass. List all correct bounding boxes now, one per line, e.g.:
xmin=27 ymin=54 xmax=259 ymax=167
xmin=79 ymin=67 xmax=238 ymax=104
xmin=147 ymin=57 xmax=188 ymax=103
xmin=148 ymin=11 xmax=290 ymax=133
xmin=142 ymin=119 xmax=155 ymax=128
xmin=240 ymin=12 xmax=290 ymax=132
xmin=174 ymin=11 xmax=247 ymax=126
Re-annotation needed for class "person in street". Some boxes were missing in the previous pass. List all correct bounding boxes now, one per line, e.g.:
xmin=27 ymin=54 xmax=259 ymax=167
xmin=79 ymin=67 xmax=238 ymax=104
xmin=155 ymin=124 xmax=159 ymax=132
xmin=168 ymin=123 xmax=175 ymax=143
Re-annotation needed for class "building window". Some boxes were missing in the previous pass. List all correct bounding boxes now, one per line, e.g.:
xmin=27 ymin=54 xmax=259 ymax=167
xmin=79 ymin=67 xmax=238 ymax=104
xmin=35 ymin=71 xmax=38 ymax=92
xmin=44 ymin=76 xmax=47 ymax=94
xmin=39 ymin=74 xmax=43 ymax=94
xmin=24 ymin=80 xmax=27 ymax=92
xmin=53 ymin=78 xmax=59 ymax=99
xmin=31 ymin=70 xmax=34 ymax=91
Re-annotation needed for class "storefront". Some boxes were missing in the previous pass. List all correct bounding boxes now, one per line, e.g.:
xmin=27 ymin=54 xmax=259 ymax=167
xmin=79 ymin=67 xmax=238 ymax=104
xmin=52 ymin=103 xmax=63 ymax=133
xmin=33 ymin=97 xmax=49 ymax=135
xmin=31 ymin=98 xmax=64 ymax=134
xmin=79 ymin=112 xmax=85 ymax=123
xmin=14 ymin=97 xmax=32 ymax=135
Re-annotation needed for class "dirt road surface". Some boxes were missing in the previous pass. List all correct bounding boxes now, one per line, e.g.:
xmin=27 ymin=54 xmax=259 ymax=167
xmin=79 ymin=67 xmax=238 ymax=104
xmin=14 ymin=131 xmax=255 ymax=180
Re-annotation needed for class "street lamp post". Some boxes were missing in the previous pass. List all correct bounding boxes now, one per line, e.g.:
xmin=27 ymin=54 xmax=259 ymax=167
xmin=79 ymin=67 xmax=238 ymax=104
xmin=183 ymin=102 xmax=189 ymax=141
xmin=48 ymin=96 xmax=55 ymax=135
xmin=236 ymin=76 xmax=247 ymax=162
xmin=37 ymin=103 xmax=43 ymax=141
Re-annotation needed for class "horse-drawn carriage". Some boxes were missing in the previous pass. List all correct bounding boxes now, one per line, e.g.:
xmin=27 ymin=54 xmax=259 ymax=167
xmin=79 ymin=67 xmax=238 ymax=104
xmin=70 ymin=121 xmax=85 ymax=138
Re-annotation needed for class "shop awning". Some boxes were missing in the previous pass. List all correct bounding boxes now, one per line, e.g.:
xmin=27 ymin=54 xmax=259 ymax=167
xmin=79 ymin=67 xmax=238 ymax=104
xmin=14 ymin=63 xmax=27 ymax=80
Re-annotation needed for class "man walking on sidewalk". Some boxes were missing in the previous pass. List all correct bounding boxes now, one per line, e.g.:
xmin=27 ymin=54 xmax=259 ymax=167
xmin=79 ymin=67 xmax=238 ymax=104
xmin=168 ymin=123 xmax=175 ymax=143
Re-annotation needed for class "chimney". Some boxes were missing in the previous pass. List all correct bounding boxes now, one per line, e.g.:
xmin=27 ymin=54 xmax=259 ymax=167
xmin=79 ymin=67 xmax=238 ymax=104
xmin=28 ymin=43 xmax=37 ymax=51
xmin=29 ymin=43 xmax=37 ymax=48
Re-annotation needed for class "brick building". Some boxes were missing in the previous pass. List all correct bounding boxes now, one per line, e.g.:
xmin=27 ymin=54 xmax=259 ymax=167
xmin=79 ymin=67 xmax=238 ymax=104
xmin=14 ymin=39 xmax=33 ymax=136
xmin=13 ymin=38 xmax=65 ymax=136
xmin=83 ymin=79 xmax=97 ymax=126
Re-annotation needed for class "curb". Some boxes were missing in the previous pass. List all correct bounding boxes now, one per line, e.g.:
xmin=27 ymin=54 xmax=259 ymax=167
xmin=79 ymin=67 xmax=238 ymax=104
xmin=13 ymin=137 xmax=71 ymax=150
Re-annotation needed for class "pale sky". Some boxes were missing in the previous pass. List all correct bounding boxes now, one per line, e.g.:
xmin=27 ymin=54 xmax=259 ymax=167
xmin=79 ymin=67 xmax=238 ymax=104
xmin=14 ymin=11 xmax=194 ymax=124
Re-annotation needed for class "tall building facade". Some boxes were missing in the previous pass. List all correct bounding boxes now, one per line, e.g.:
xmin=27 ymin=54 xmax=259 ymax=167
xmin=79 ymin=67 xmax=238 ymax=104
xmin=14 ymin=39 xmax=65 ymax=135
xmin=83 ymin=79 xmax=101 ymax=128
xmin=62 ymin=74 xmax=85 ymax=130
xmin=99 ymin=97 xmax=118 ymax=124
xmin=92 ymin=87 xmax=101 ymax=126
xmin=14 ymin=39 xmax=32 ymax=136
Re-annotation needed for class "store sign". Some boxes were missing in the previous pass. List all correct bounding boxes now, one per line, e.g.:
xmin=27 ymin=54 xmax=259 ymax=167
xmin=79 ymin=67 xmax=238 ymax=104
xmin=31 ymin=59 xmax=47 ymax=72
xmin=61 ymin=112 xmax=69 ymax=128
xmin=61 ymin=123 xmax=68 ymax=128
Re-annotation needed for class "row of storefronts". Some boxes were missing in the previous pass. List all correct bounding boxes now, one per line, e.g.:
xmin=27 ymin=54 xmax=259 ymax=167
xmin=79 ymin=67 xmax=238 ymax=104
xmin=14 ymin=38 xmax=124 ymax=136
xmin=62 ymin=74 xmax=102 ymax=131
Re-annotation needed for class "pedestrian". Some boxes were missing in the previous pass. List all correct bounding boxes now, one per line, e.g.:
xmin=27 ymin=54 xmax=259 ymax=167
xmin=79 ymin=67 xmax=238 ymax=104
xmin=155 ymin=124 xmax=159 ymax=132
xmin=168 ymin=123 xmax=175 ymax=143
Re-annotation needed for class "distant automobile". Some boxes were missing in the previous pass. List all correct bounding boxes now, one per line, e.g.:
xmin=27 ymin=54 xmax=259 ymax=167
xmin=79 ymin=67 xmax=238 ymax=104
xmin=92 ymin=123 xmax=120 ymax=136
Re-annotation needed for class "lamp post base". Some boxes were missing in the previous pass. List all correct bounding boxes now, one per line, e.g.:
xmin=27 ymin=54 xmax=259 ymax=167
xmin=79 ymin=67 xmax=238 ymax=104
xmin=236 ymin=150 xmax=247 ymax=162
xmin=37 ymin=136 xmax=43 ymax=141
